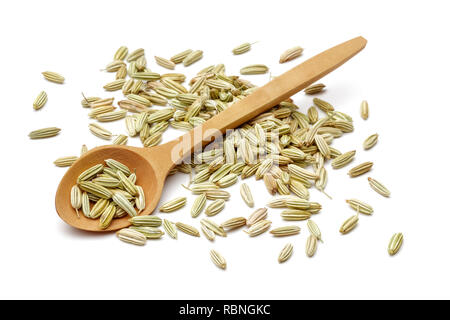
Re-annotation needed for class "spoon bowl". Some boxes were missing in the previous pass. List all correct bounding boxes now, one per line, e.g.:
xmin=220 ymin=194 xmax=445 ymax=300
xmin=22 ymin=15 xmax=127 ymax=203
xmin=55 ymin=36 xmax=367 ymax=232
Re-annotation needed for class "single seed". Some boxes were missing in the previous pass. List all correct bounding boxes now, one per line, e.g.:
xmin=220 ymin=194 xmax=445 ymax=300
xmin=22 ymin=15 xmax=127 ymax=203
xmin=201 ymin=218 xmax=227 ymax=237
xmin=331 ymin=150 xmax=356 ymax=169
xmin=278 ymin=243 xmax=293 ymax=263
xmin=89 ymin=123 xmax=112 ymax=140
xmin=116 ymin=228 xmax=146 ymax=246
xmin=305 ymin=235 xmax=318 ymax=257
xmin=307 ymin=220 xmax=322 ymax=242
xmin=130 ymin=226 xmax=164 ymax=239
xmin=348 ymin=161 xmax=373 ymax=177
xmin=363 ymin=133 xmax=379 ymax=150
xmin=245 ymin=220 xmax=272 ymax=237
xmin=183 ymin=50 xmax=203 ymax=66
xmin=361 ymin=100 xmax=369 ymax=120
xmin=210 ymin=250 xmax=226 ymax=269
xmin=340 ymin=215 xmax=359 ymax=234
xmin=240 ymin=64 xmax=269 ymax=75
xmin=33 ymin=91 xmax=48 ymax=110
xmin=313 ymin=98 xmax=334 ymax=112
xmin=114 ymin=46 xmax=128 ymax=61
xmin=112 ymin=192 xmax=136 ymax=217
xmin=127 ymin=48 xmax=144 ymax=62
xmin=163 ymin=219 xmax=178 ymax=239
xmin=232 ymin=42 xmax=252 ymax=55
xmin=99 ymin=203 xmax=116 ymax=229
xmin=159 ymin=197 xmax=187 ymax=212
xmin=70 ymin=185 xmax=81 ymax=217
xmin=281 ymin=209 xmax=311 ymax=221
xmin=175 ymin=222 xmax=200 ymax=237
xmin=54 ymin=156 xmax=78 ymax=167
xmin=29 ymin=127 xmax=61 ymax=139
xmin=154 ymin=56 xmax=176 ymax=70
xmin=240 ymin=183 xmax=254 ymax=207
xmin=247 ymin=208 xmax=268 ymax=226
xmin=221 ymin=217 xmax=247 ymax=230
xmin=42 ymin=71 xmax=65 ymax=84
xmin=202 ymin=225 xmax=216 ymax=241
xmin=388 ymin=233 xmax=403 ymax=256
xmin=304 ymin=83 xmax=325 ymax=95
xmin=270 ymin=225 xmax=301 ymax=237
xmin=191 ymin=193 xmax=207 ymax=218
xmin=279 ymin=46 xmax=303 ymax=63
xmin=171 ymin=49 xmax=193 ymax=64
xmin=205 ymin=199 xmax=225 ymax=216
xmin=346 ymin=199 xmax=373 ymax=215
xmin=368 ymin=177 xmax=391 ymax=197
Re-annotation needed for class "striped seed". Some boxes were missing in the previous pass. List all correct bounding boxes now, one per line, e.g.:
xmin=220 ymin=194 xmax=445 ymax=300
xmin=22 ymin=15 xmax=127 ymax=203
xmin=307 ymin=220 xmax=322 ymax=242
xmin=305 ymin=235 xmax=318 ymax=257
xmin=240 ymin=64 xmax=269 ymax=75
xmin=163 ymin=219 xmax=178 ymax=239
xmin=221 ymin=217 xmax=247 ymax=230
xmin=116 ymin=228 xmax=146 ymax=246
xmin=159 ymin=197 xmax=187 ymax=212
xmin=247 ymin=208 xmax=268 ymax=226
xmin=331 ymin=150 xmax=356 ymax=169
xmin=29 ymin=127 xmax=61 ymax=139
xmin=340 ymin=215 xmax=359 ymax=234
xmin=388 ymin=233 xmax=403 ymax=256
xmin=270 ymin=225 xmax=301 ymax=237
xmin=175 ymin=222 xmax=200 ymax=237
xmin=346 ymin=199 xmax=373 ymax=215
xmin=279 ymin=46 xmax=303 ymax=63
xmin=54 ymin=156 xmax=78 ymax=167
xmin=245 ymin=220 xmax=272 ymax=237
xmin=191 ymin=193 xmax=207 ymax=218
xmin=363 ymin=133 xmax=379 ymax=150
xmin=70 ymin=185 xmax=81 ymax=217
xmin=205 ymin=199 xmax=225 ymax=216
xmin=278 ymin=243 xmax=293 ymax=263
xmin=210 ymin=250 xmax=226 ymax=269
xmin=281 ymin=209 xmax=311 ymax=221
xmin=33 ymin=91 xmax=48 ymax=110
xmin=368 ymin=177 xmax=390 ymax=197
xmin=42 ymin=71 xmax=65 ymax=84
xmin=360 ymin=100 xmax=369 ymax=120
xmin=304 ymin=83 xmax=325 ymax=94
xmin=348 ymin=162 xmax=373 ymax=177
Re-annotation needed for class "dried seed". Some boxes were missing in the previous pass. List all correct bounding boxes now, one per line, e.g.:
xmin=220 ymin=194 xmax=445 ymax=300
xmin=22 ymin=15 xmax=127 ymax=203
xmin=245 ymin=220 xmax=272 ymax=237
xmin=288 ymin=164 xmax=317 ymax=180
xmin=348 ymin=162 xmax=373 ymax=177
xmin=33 ymin=91 xmax=48 ymax=110
xmin=130 ymin=226 xmax=164 ymax=239
xmin=88 ymin=123 xmax=112 ymax=140
xmin=331 ymin=150 xmax=356 ymax=169
xmin=240 ymin=183 xmax=254 ymax=207
xmin=171 ymin=49 xmax=193 ymax=64
xmin=81 ymin=192 xmax=90 ymax=218
xmin=175 ymin=222 xmax=200 ymax=237
xmin=205 ymin=189 xmax=230 ymax=200
xmin=307 ymin=220 xmax=322 ymax=242
xmin=117 ymin=228 xmax=146 ymax=246
xmin=346 ymin=199 xmax=373 ymax=215
xmin=388 ymin=233 xmax=403 ymax=256
xmin=281 ymin=209 xmax=311 ymax=221
xmin=89 ymin=199 xmax=109 ymax=219
xmin=112 ymin=192 xmax=136 ymax=217
xmin=201 ymin=225 xmax=216 ymax=241
xmin=163 ymin=219 xmax=177 ymax=239
xmin=70 ymin=185 xmax=81 ymax=217
xmin=129 ymin=216 xmax=161 ymax=228
xmin=361 ymin=100 xmax=369 ymax=120
xmin=278 ymin=243 xmax=293 ymax=263
xmin=340 ymin=215 xmax=359 ymax=234
xmin=205 ymin=199 xmax=225 ymax=216
xmin=368 ymin=177 xmax=390 ymax=197
xmin=99 ymin=202 xmax=116 ymax=229
xmin=240 ymin=64 xmax=269 ymax=75
xmin=105 ymin=159 xmax=131 ymax=176
xmin=313 ymin=98 xmax=334 ymax=112
xmin=42 ymin=71 xmax=65 ymax=84
xmin=127 ymin=48 xmax=144 ymax=62
xmin=112 ymin=134 xmax=128 ymax=145
xmin=154 ymin=56 xmax=176 ymax=70
xmin=77 ymin=164 xmax=104 ymax=182
xmin=114 ymin=46 xmax=128 ymax=61
xmin=290 ymin=179 xmax=310 ymax=200
xmin=216 ymin=173 xmax=238 ymax=188
xmin=29 ymin=127 xmax=61 ymax=139
xmin=315 ymin=135 xmax=331 ymax=159
xmin=103 ymin=79 xmax=126 ymax=91
xmin=363 ymin=133 xmax=379 ymax=150
xmin=232 ymin=42 xmax=253 ymax=55
xmin=96 ymin=110 xmax=127 ymax=122
xmin=132 ymin=72 xmax=161 ymax=81
xmin=221 ymin=217 xmax=247 ymax=230
xmin=159 ymin=197 xmax=187 ymax=212
xmin=201 ymin=218 xmax=227 ymax=237
xmin=210 ymin=250 xmax=226 ymax=269
xmin=304 ymin=83 xmax=325 ymax=95
xmin=191 ymin=193 xmax=207 ymax=218
xmin=183 ymin=50 xmax=203 ymax=66
xmin=305 ymin=235 xmax=318 ymax=257
xmin=247 ymin=208 xmax=268 ymax=226
xmin=270 ymin=225 xmax=301 ymax=237
xmin=279 ymin=46 xmax=303 ymax=63
xmin=54 ymin=156 xmax=78 ymax=167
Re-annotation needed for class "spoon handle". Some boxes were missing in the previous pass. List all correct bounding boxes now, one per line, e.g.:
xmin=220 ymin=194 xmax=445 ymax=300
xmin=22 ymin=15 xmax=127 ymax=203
xmin=169 ymin=36 xmax=367 ymax=163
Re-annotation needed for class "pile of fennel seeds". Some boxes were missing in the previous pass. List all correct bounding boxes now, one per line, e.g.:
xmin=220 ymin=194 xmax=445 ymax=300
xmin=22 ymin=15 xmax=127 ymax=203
xmin=35 ymin=43 xmax=401 ymax=269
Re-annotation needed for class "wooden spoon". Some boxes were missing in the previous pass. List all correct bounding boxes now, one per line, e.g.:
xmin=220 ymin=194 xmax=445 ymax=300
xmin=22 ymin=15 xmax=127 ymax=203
xmin=56 ymin=36 xmax=367 ymax=232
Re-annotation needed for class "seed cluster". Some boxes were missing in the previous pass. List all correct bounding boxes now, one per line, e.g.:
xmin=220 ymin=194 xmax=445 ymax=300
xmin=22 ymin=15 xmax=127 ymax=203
xmin=33 ymin=42 xmax=402 ymax=268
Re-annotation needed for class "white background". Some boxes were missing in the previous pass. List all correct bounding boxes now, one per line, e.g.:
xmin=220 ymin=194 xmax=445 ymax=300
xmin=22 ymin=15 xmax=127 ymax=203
xmin=1 ymin=0 xmax=449 ymax=300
